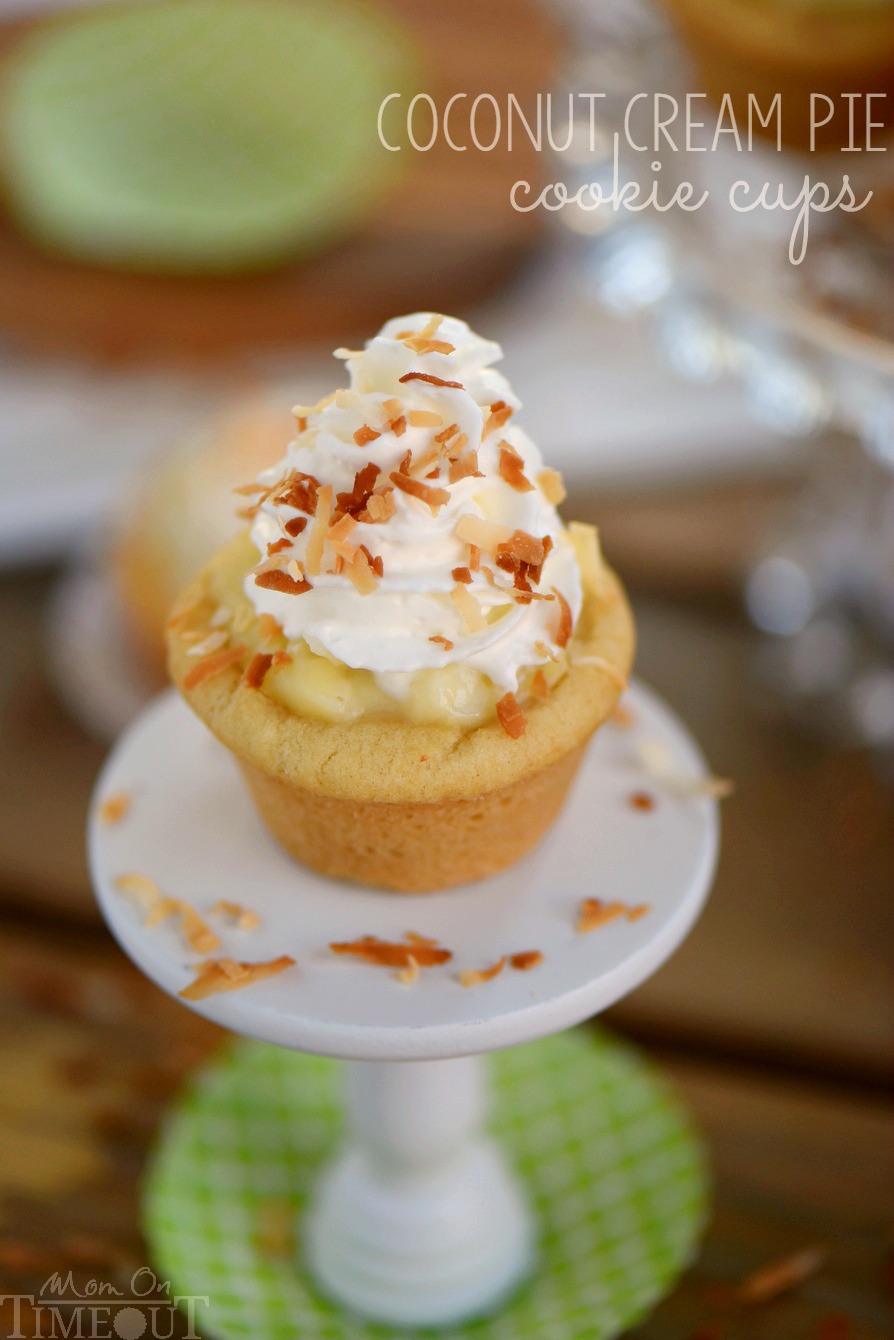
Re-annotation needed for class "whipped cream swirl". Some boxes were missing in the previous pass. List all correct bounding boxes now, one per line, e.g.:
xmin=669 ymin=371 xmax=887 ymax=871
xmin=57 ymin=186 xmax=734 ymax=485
xmin=244 ymin=314 xmax=582 ymax=698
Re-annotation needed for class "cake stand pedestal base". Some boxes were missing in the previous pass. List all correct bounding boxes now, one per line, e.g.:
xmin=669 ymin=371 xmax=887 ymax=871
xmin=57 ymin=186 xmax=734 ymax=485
xmin=90 ymin=682 xmax=719 ymax=1336
xmin=307 ymin=1055 xmax=535 ymax=1328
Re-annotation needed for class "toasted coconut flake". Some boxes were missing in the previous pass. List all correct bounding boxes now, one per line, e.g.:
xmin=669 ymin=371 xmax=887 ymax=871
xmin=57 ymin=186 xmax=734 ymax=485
xmin=390 ymin=471 xmax=450 ymax=513
xmin=211 ymin=900 xmax=261 ymax=930
xmin=115 ymin=875 xmax=221 ymax=952
xmin=497 ymin=529 xmax=546 ymax=568
xmin=341 ymin=547 xmax=376 ymax=594
xmin=630 ymin=791 xmax=656 ymax=812
xmin=361 ymin=488 xmax=397 ymax=523
xmin=737 ymin=1247 xmax=827 ymax=1306
xmin=336 ymin=462 xmax=382 ymax=519
xmin=272 ymin=650 xmax=293 ymax=669
xmin=484 ymin=401 xmax=513 ymax=436
xmin=510 ymin=950 xmax=543 ymax=971
xmin=448 ymin=449 xmax=483 ymax=484
xmin=183 ymin=644 xmax=246 ymax=690
xmin=285 ymin=516 xmax=307 ymax=538
xmin=304 ymin=483 xmax=333 ymax=575
xmin=400 ymin=314 xmax=443 ymax=345
xmin=358 ymin=544 xmax=383 ymax=577
xmin=451 ymin=566 xmax=472 ymax=584
xmin=410 ymin=445 xmax=440 ymax=475
xmin=444 ymin=436 xmax=469 ymax=463
xmin=219 ymin=959 xmax=251 ymax=981
xmin=636 ymin=738 xmax=735 ymax=799
xmin=530 ymin=669 xmax=550 ymax=702
xmin=451 ymin=583 xmax=487 ymax=633
xmin=535 ymin=639 xmax=559 ymax=662
xmin=399 ymin=371 xmax=464 ymax=390
xmin=408 ymin=410 xmax=443 ymax=427
xmin=180 ymin=955 xmax=295 ymax=1001
xmin=429 ymin=634 xmax=454 ymax=651
xmin=243 ymin=652 xmax=274 ymax=689
xmin=570 ymin=653 xmax=628 ymax=690
xmin=455 ymin=514 xmax=512 ymax=552
xmin=395 ymin=955 xmax=420 ymax=986
xmin=253 ymin=553 xmax=291 ymax=578
xmin=258 ymin=613 xmax=282 ymax=641
xmin=576 ymin=899 xmax=649 ymax=933
xmin=577 ymin=899 xmax=626 ymax=933
xmin=468 ymin=543 xmax=481 ymax=572
xmin=114 ymin=873 xmax=167 ymax=923
xmin=274 ymin=470 xmax=320 ymax=515
xmin=255 ymin=569 xmax=312 ymax=596
xmin=185 ymin=629 xmax=229 ymax=658
xmin=434 ymin=422 xmax=460 ymax=444
xmin=403 ymin=323 xmax=455 ymax=355
xmin=330 ymin=937 xmax=451 ymax=968
xmin=266 ymin=538 xmax=291 ymax=556
xmin=333 ymin=347 xmax=365 ymax=359
xmin=390 ymin=414 xmax=407 ymax=437
xmin=404 ymin=930 xmax=439 ymax=946
xmin=537 ymin=467 xmax=567 ymax=505
xmin=498 ymin=441 xmax=534 ymax=492
xmin=328 ymin=512 xmax=357 ymax=557
xmin=99 ymin=791 xmax=130 ymax=825
xmin=496 ymin=692 xmax=527 ymax=739
xmin=383 ymin=397 xmax=403 ymax=418
xmin=553 ymin=590 xmax=573 ymax=649
xmin=460 ymin=956 xmax=506 ymax=988
xmin=294 ymin=414 xmax=307 ymax=433
xmin=353 ymin=425 xmax=381 ymax=447
xmin=176 ymin=903 xmax=222 ymax=956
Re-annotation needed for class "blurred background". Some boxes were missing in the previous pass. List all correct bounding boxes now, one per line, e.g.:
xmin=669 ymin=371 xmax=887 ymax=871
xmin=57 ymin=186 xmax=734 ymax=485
xmin=0 ymin=0 xmax=891 ymax=1336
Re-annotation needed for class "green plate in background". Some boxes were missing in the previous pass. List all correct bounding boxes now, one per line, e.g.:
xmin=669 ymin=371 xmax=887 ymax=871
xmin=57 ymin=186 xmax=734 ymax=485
xmin=145 ymin=1028 xmax=709 ymax=1339
xmin=1 ymin=0 xmax=416 ymax=273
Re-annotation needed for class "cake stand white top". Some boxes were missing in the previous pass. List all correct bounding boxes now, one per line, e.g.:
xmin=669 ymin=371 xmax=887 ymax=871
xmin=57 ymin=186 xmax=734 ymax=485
xmin=88 ymin=683 xmax=718 ymax=1062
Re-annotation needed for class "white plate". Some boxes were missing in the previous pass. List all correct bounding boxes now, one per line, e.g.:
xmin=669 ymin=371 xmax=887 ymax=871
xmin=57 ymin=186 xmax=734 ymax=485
xmin=88 ymin=682 xmax=718 ymax=1061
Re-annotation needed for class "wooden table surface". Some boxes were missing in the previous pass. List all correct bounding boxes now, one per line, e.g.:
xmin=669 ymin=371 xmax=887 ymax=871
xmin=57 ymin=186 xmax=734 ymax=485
xmin=1 ymin=479 xmax=892 ymax=1338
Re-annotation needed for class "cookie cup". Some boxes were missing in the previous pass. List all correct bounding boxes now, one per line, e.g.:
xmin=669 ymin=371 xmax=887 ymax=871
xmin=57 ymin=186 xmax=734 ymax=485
xmin=167 ymin=546 xmax=634 ymax=893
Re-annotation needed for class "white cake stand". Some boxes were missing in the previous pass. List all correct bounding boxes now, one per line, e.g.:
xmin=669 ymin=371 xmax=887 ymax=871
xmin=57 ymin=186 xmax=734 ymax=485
xmin=88 ymin=683 xmax=718 ymax=1331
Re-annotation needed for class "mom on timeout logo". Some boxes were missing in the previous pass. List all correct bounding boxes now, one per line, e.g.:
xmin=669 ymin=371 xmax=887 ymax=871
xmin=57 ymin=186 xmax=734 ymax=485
xmin=1 ymin=1267 xmax=208 ymax=1339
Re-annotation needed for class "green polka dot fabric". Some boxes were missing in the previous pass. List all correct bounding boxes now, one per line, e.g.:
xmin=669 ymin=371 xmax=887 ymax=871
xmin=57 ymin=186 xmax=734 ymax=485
xmin=2 ymin=0 xmax=414 ymax=272
xmin=144 ymin=1028 xmax=708 ymax=1339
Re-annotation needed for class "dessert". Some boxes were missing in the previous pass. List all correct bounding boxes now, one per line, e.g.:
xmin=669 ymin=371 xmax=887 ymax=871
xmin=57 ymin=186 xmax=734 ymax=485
xmin=167 ymin=314 xmax=634 ymax=892
xmin=115 ymin=400 xmax=290 ymax=686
